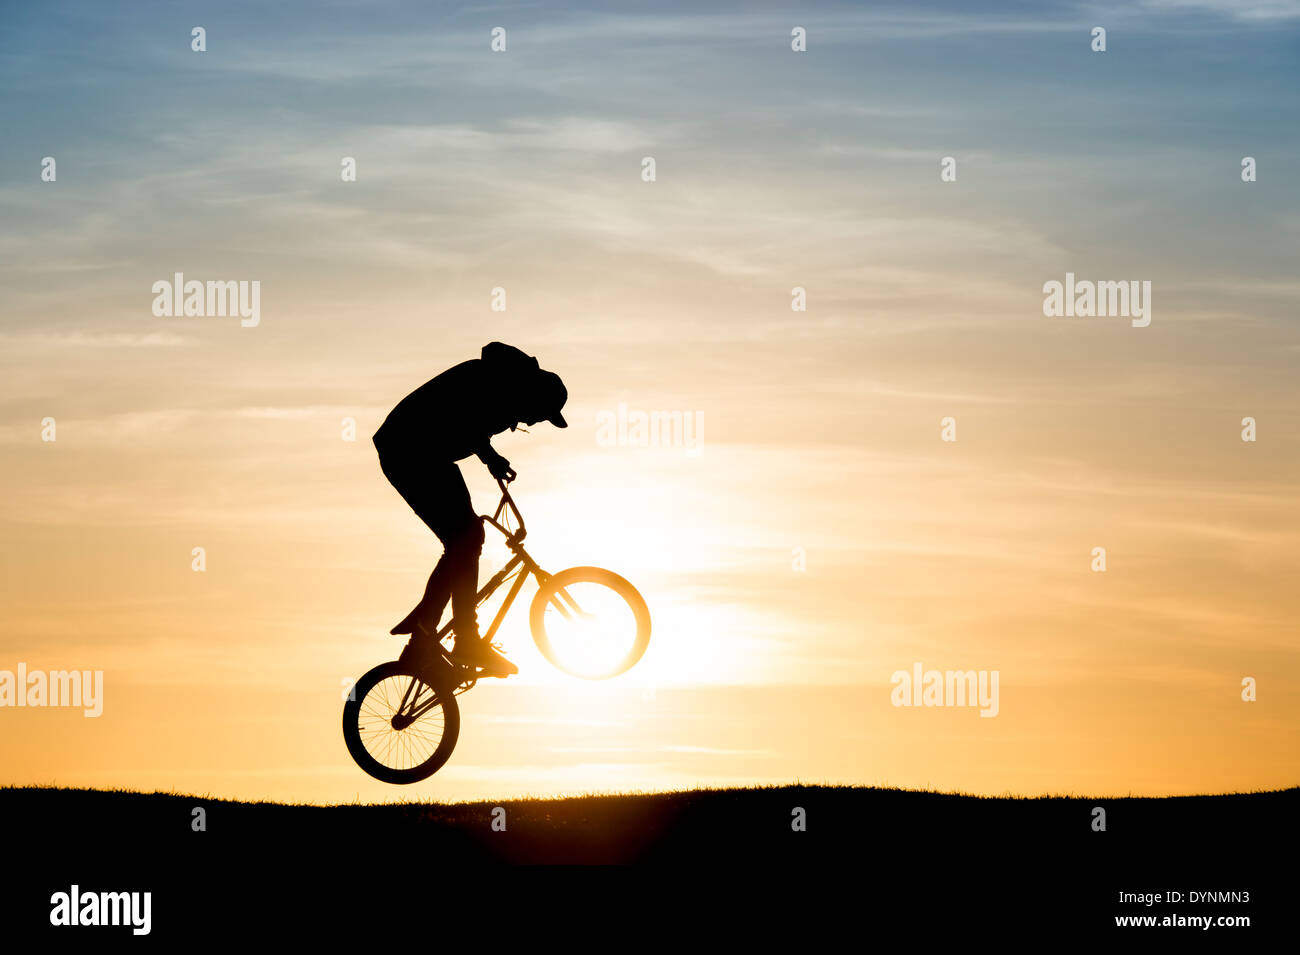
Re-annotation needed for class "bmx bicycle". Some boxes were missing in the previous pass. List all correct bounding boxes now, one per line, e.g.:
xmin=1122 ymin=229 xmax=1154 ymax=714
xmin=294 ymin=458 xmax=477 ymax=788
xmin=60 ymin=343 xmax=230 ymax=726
xmin=342 ymin=477 xmax=651 ymax=784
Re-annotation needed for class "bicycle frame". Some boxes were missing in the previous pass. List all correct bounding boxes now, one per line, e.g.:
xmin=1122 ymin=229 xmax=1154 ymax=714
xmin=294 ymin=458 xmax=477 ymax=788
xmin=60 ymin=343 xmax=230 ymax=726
xmin=351 ymin=478 xmax=651 ymax=782
xmin=431 ymin=478 xmax=552 ymax=648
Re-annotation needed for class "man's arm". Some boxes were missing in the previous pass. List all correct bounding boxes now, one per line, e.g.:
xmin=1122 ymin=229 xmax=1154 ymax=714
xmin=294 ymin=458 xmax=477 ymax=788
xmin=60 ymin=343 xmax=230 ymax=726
xmin=475 ymin=442 xmax=516 ymax=482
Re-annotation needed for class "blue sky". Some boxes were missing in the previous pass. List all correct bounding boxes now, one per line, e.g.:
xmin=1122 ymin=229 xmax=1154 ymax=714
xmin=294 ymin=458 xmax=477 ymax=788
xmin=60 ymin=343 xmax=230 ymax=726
xmin=2 ymin=1 xmax=1298 ymax=800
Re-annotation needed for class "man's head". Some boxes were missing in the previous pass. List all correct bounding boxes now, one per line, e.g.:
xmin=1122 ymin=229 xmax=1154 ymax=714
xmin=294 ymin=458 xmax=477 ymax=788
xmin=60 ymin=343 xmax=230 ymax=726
xmin=479 ymin=342 xmax=569 ymax=430
xmin=521 ymin=369 xmax=568 ymax=429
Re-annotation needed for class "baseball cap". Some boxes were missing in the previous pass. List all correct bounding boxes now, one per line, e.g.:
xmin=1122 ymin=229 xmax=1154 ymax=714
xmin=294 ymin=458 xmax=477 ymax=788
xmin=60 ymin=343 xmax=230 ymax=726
xmin=535 ymin=370 xmax=568 ymax=428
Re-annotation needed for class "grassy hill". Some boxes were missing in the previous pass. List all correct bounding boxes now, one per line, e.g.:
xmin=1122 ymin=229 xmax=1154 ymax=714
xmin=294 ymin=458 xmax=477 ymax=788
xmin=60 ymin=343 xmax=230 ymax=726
xmin=2 ymin=783 xmax=1289 ymax=934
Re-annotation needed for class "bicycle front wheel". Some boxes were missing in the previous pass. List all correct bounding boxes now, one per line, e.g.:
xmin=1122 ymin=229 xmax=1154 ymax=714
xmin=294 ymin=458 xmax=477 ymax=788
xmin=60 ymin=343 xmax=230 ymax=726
xmin=530 ymin=566 xmax=651 ymax=679
xmin=342 ymin=661 xmax=460 ymax=784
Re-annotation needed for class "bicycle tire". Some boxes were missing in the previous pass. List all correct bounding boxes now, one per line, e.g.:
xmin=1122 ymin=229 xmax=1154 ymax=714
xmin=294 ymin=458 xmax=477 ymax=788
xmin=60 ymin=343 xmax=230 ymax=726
xmin=529 ymin=566 xmax=651 ymax=679
xmin=342 ymin=660 xmax=460 ymax=784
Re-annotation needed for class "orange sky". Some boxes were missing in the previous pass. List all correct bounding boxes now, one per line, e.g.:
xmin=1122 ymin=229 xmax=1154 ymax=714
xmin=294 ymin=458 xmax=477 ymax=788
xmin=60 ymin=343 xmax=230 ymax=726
xmin=2 ymin=2 xmax=1298 ymax=802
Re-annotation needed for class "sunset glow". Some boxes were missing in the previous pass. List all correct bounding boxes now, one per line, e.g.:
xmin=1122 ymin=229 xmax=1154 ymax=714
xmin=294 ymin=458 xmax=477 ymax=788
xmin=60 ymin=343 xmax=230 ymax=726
xmin=2 ymin=1 xmax=1298 ymax=806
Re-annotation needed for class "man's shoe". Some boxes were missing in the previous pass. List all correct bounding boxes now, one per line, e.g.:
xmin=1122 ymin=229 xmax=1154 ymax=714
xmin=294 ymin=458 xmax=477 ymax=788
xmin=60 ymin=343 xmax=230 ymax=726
xmin=451 ymin=639 xmax=518 ymax=677
xmin=389 ymin=605 xmax=423 ymax=635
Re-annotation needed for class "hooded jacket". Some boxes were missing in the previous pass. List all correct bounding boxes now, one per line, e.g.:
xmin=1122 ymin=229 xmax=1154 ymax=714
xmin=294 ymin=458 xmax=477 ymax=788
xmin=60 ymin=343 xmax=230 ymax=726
xmin=373 ymin=343 xmax=541 ymax=463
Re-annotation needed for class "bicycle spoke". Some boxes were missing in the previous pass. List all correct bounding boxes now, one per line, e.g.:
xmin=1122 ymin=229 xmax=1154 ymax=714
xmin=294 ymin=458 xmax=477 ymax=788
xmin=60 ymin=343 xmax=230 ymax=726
xmin=354 ymin=675 xmax=447 ymax=771
xmin=549 ymin=587 xmax=579 ymax=619
xmin=540 ymin=578 xmax=643 ymax=678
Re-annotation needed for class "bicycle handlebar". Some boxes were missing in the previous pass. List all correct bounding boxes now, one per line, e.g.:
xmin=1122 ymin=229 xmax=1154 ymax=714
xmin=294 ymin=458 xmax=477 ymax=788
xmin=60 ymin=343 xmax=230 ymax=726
xmin=487 ymin=476 xmax=526 ymax=539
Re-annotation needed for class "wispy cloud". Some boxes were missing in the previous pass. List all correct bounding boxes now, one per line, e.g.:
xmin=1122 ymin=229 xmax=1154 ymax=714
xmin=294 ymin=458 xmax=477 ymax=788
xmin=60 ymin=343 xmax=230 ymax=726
xmin=1139 ymin=0 xmax=1300 ymax=22
xmin=0 ymin=331 xmax=197 ymax=348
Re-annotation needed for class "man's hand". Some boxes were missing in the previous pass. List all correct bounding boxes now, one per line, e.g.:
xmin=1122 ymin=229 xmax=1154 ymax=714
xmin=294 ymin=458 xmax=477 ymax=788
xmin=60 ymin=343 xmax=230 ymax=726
xmin=484 ymin=452 xmax=516 ymax=483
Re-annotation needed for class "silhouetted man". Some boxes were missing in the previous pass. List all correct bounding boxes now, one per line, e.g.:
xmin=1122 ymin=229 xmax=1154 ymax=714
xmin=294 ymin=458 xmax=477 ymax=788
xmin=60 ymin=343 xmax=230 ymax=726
xmin=375 ymin=342 xmax=568 ymax=676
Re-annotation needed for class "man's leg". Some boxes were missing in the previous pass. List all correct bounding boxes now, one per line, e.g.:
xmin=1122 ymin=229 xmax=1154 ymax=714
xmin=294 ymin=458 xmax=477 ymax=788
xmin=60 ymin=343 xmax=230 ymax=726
xmin=407 ymin=551 xmax=455 ymax=636
xmin=433 ymin=494 xmax=525 ymax=675
xmin=379 ymin=455 xmax=516 ymax=675
xmin=412 ymin=467 xmax=479 ymax=638
xmin=440 ymin=519 xmax=485 ymax=641
xmin=381 ymin=456 xmax=473 ymax=636
xmin=439 ymin=513 xmax=517 ymax=674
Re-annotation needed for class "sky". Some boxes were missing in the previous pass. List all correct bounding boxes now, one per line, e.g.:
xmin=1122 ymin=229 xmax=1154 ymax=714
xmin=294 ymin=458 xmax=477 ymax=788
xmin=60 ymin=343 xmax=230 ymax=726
xmin=1 ymin=0 xmax=1298 ymax=802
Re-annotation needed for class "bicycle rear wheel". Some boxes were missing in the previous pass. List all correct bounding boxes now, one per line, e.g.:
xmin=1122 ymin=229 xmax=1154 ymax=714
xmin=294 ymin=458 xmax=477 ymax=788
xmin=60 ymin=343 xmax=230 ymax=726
xmin=342 ymin=660 xmax=460 ymax=784
xmin=530 ymin=566 xmax=651 ymax=679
